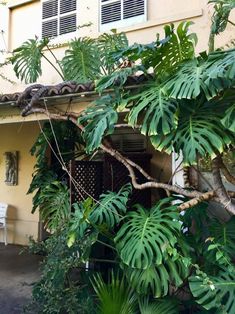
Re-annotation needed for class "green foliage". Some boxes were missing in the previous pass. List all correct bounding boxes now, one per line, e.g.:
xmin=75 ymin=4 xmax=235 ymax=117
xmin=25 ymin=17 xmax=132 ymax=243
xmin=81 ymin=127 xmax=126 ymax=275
xmin=98 ymin=30 xmax=129 ymax=74
xmin=37 ymin=181 xmax=70 ymax=232
xmin=209 ymin=0 xmax=235 ymax=34
xmin=189 ymin=266 xmax=235 ymax=313
xmin=115 ymin=198 xmax=181 ymax=268
xmin=90 ymin=183 xmax=132 ymax=227
xmin=61 ymin=37 xmax=101 ymax=82
xmin=96 ymin=65 xmax=143 ymax=93
xmin=221 ymin=102 xmax=235 ymax=132
xmin=25 ymin=231 xmax=96 ymax=314
xmin=150 ymin=99 xmax=232 ymax=165
xmin=10 ymin=37 xmax=49 ymax=83
xmin=91 ymin=272 xmax=137 ymax=314
xmin=78 ymin=96 xmax=118 ymax=153
xmin=152 ymin=22 xmax=197 ymax=77
xmin=139 ymin=297 xmax=179 ymax=314
xmin=125 ymin=257 xmax=189 ymax=297
xmin=128 ymin=86 xmax=178 ymax=136
xmin=209 ymin=216 xmax=235 ymax=258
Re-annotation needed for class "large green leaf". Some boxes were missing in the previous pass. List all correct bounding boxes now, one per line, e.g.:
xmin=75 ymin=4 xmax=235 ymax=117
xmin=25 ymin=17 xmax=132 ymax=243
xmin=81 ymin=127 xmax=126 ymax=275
xmin=150 ymin=101 xmax=232 ymax=165
xmin=128 ymin=86 xmax=178 ymax=136
xmin=96 ymin=65 xmax=142 ymax=93
xmin=91 ymin=272 xmax=137 ymax=314
xmin=189 ymin=266 xmax=235 ymax=313
xmin=209 ymin=0 xmax=235 ymax=34
xmin=115 ymin=198 xmax=181 ymax=269
xmin=126 ymin=257 xmax=189 ymax=297
xmin=152 ymin=22 xmax=197 ymax=77
xmin=221 ymin=102 xmax=235 ymax=132
xmin=139 ymin=297 xmax=179 ymax=314
xmin=98 ymin=30 xmax=129 ymax=74
xmin=78 ymin=96 xmax=118 ymax=153
xmin=38 ymin=181 xmax=70 ymax=232
xmin=10 ymin=38 xmax=49 ymax=83
xmin=62 ymin=37 xmax=101 ymax=82
xmin=90 ymin=183 xmax=132 ymax=228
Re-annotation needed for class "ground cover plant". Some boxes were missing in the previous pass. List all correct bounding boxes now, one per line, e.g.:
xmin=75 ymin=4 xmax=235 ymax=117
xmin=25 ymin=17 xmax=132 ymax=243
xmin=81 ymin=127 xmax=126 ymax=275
xmin=5 ymin=0 xmax=235 ymax=313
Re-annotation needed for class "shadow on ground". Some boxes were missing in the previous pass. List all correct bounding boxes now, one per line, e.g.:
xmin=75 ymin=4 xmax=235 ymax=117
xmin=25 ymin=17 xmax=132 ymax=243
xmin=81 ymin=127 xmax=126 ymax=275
xmin=0 ymin=244 xmax=42 ymax=314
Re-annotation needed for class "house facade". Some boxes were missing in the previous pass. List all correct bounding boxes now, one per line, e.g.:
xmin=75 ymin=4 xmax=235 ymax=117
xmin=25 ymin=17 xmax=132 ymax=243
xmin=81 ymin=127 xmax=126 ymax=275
xmin=0 ymin=0 xmax=234 ymax=245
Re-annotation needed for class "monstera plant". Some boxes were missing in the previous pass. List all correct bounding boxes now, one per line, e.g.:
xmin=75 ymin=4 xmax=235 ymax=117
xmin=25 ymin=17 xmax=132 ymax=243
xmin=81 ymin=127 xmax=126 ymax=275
xmin=7 ymin=0 xmax=235 ymax=313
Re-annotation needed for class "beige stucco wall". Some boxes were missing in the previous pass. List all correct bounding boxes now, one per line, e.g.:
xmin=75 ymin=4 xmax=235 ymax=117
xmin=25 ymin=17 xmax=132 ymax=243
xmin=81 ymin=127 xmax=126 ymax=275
xmin=0 ymin=121 xmax=40 ymax=245
xmin=0 ymin=0 xmax=234 ymax=94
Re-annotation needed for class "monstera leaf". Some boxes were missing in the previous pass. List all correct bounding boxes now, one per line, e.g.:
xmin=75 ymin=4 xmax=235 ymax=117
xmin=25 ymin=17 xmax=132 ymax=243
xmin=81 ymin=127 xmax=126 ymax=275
xmin=78 ymin=96 xmax=118 ymax=153
xmin=90 ymin=183 xmax=132 ymax=228
xmin=139 ymin=297 xmax=179 ymax=314
xmin=152 ymin=21 xmax=197 ymax=76
xmin=125 ymin=257 xmax=189 ymax=297
xmin=38 ymin=181 xmax=70 ymax=232
xmin=189 ymin=266 xmax=235 ymax=313
xmin=151 ymin=101 xmax=232 ymax=165
xmin=98 ymin=30 xmax=128 ymax=74
xmin=221 ymin=103 xmax=235 ymax=132
xmin=115 ymin=198 xmax=181 ymax=269
xmin=10 ymin=37 xmax=49 ymax=83
xmin=209 ymin=0 xmax=235 ymax=34
xmin=128 ymin=86 xmax=178 ymax=136
xmin=62 ymin=37 xmax=101 ymax=82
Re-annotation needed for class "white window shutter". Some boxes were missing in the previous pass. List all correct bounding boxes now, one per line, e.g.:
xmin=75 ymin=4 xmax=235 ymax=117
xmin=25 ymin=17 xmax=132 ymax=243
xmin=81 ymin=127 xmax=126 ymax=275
xmin=42 ymin=0 xmax=77 ymax=38
xmin=100 ymin=0 xmax=147 ymax=31
xmin=123 ymin=0 xmax=145 ymax=19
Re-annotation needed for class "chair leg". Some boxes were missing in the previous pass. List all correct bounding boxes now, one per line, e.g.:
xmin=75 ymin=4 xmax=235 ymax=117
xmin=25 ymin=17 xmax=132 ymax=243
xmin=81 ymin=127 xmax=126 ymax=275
xmin=4 ymin=226 xmax=7 ymax=245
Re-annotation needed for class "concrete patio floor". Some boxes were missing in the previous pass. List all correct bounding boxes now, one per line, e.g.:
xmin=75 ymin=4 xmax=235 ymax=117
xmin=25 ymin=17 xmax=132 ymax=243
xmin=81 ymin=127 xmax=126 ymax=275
xmin=0 ymin=243 xmax=42 ymax=314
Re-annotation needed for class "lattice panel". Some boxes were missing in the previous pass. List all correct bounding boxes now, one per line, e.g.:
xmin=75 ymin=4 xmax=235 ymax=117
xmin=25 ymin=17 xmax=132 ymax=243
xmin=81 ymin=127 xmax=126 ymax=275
xmin=70 ymin=161 xmax=103 ymax=204
xmin=103 ymin=153 xmax=152 ymax=208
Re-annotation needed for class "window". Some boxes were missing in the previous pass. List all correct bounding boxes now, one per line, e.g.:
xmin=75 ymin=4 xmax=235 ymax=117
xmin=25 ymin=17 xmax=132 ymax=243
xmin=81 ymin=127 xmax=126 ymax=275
xmin=42 ymin=0 xmax=77 ymax=38
xmin=100 ymin=0 xmax=147 ymax=31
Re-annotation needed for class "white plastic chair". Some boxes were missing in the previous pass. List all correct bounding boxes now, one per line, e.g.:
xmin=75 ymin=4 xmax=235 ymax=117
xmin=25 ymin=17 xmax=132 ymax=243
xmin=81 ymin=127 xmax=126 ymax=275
xmin=0 ymin=203 xmax=8 ymax=245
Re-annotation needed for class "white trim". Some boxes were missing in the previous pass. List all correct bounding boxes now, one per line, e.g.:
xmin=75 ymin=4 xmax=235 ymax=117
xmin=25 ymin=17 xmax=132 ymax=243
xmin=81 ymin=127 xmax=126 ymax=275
xmin=0 ymin=5 xmax=10 ymax=61
xmin=172 ymin=151 xmax=184 ymax=188
xmin=7 ymin=0 xmax=36 ymax=9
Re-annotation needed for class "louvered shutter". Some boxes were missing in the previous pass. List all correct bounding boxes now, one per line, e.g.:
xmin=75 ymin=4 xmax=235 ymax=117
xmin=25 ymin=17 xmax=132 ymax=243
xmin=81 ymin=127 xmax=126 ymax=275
xmin=42 ymin=0 xmax=77 ymax=38
xmin=100 ymin=0 xmax=146 ymax=31
xmin=123 ymin=0 xmax=145 ymax=19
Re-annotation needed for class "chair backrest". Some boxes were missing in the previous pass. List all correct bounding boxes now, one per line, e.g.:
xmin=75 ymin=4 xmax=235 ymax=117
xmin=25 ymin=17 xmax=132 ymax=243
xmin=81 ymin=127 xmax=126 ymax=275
xmin=0 ymin=203 xmax=8 ymax=226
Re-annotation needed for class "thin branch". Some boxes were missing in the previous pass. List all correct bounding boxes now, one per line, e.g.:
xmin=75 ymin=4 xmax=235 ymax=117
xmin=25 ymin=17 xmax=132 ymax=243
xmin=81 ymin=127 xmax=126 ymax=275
xmin=41 ymin=54 xmax=64 ymax=80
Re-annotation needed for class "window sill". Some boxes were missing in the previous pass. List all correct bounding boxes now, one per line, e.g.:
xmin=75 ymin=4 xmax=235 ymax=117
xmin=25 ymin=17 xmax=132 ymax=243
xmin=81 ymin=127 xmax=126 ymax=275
xmin=107 ymin=8 xmax=203 ymax=34
xmin=7 ymin=0 xmax=36 ymax=9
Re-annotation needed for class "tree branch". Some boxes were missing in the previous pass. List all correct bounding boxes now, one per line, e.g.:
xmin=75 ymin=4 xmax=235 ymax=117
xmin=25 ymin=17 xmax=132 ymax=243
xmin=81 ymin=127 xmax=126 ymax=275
xmin=217 ymin=154 xmax=235 ymax=185
xmin=212 ymin=156 xmax=235 ymax=215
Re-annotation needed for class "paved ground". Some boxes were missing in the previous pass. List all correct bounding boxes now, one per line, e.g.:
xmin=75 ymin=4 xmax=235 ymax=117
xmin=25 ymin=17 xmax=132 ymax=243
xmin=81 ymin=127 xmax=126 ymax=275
xmin=0 ymin=244 xmax=42 ymax=314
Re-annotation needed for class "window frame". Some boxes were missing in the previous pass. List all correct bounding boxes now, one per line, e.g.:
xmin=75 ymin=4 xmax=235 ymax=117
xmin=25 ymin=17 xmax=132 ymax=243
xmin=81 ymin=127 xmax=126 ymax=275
xmin=99 ymin=0 xmax=147 ymax=32
xmin=41 ymin=0 xmax=78 ymax=41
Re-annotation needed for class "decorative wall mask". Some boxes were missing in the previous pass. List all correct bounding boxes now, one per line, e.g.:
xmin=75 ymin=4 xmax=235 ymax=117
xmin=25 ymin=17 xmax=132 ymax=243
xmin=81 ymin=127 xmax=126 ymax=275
xmin=4 ymin=151 xmax=18 ymax=186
